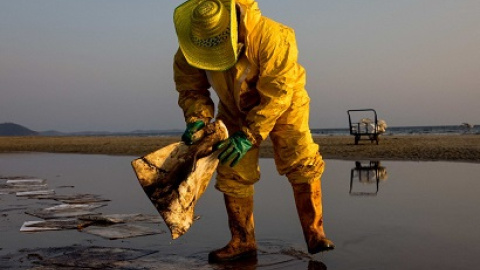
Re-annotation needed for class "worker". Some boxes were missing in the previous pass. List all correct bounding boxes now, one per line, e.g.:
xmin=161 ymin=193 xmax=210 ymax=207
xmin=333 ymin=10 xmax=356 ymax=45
xmin=173 ymin=0 xmax=334 ymax=262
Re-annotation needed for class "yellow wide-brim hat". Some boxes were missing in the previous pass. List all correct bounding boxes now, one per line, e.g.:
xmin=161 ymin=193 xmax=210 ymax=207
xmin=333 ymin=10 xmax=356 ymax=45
xmin=174 ymin=0 xmax=238 ymax=71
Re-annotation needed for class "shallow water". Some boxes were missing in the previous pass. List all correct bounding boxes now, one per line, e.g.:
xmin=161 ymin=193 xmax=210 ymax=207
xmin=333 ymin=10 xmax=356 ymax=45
xmin=1 ymin=153 xmax=479 ymax=269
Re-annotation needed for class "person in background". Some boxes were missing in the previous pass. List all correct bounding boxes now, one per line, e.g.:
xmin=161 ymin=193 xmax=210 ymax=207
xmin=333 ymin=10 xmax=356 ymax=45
xmin=173 ymin=0 xmax=334 ymax=262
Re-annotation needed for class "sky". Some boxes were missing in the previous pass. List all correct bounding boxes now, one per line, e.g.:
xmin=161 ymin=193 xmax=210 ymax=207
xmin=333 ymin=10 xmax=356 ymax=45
xmin=1 ymin=0 xmax=479 ymax=132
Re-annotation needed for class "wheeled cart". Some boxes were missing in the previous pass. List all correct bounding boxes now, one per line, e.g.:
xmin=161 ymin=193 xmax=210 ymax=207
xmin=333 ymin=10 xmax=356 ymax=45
xmin=347 ymin=109 xmax=381 ymax=145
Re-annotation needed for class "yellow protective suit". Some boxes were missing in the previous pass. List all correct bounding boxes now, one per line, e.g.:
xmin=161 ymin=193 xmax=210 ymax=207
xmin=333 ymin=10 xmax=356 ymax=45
xmin=174 ymin=0 xmax=324 ymax=198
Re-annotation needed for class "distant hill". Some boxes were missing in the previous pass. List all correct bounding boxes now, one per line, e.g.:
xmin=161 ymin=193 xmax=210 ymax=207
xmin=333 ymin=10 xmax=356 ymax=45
xmin=0 ymin=123 xmax=39 ymax=136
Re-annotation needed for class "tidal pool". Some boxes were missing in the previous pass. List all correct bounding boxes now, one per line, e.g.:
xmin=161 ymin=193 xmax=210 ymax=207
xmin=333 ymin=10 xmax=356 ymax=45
xmin=0 ymin=153 xmax=479 ymax=269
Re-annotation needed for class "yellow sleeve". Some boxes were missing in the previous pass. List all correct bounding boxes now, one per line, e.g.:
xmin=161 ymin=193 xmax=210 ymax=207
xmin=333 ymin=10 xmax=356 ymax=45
xmin=173 ymin=48 xmax=215 ymax=124
xmin=242 ymin=22 xmax=300 ymax=145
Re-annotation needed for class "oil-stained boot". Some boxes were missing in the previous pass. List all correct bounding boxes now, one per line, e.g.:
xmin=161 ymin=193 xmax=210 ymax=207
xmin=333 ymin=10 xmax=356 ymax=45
xmin=208 ymin=194 xmax=257 ymax=263
xmin=292 ymin=180 xmax=335 ymax=254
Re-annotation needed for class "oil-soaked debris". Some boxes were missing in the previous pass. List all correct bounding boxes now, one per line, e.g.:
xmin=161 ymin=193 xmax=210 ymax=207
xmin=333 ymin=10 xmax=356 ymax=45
xmin=11 ymin=175 xmax=165 ymax=241
xmin=79 ymin=213 xmax=163 ymax=224
xmin=82 ymin=224 xmax=164 ymax=240
xmin=131 ymin=120 xmax=229 ymax=240
xmin=0 ymin=184 xmax=49 ymax=194
xmin=6 ymin=179 xmax=46 ymax=185
xmin=0 ymin=246 xmax=158 ymax=269
xmin=25 ymin=203 xmax=107 ymax=219
xmin=0 ymin=178 xmax=49 ymax=194
xmin=20 ymin=219 xmax=93 ymax=232
xmin=16 ymin=189 xmax=55 ymax=197
xmin=3 ymin=175 xmax=169 ymax=267
xmin=31 ymin=193 xmax=111 ymax=204
xmin=20 ymin=213 xmax=163 ymax=233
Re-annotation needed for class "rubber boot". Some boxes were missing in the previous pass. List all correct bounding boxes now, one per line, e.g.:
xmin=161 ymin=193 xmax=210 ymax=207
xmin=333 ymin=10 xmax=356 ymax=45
xmin=292 ymin=180 xmax=335 ymax=254
xmin=208 ymin=194 xmax=257 ymax=263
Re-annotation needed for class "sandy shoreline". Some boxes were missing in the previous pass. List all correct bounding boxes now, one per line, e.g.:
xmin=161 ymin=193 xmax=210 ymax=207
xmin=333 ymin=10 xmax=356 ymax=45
xmin=1 ymin=134 xmax=479 ymax=162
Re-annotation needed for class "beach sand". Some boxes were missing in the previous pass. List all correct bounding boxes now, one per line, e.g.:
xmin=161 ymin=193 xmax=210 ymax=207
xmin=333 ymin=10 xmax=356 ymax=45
xmin=2 ymin=141 xmax=480 ymax=269
xmin=1 ymin=134 xmax=479 ymax=162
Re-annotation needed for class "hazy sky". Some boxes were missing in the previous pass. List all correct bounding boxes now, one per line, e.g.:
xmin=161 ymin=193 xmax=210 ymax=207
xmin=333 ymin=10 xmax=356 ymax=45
xmin=1 ymin=0 xmax=479 ymax=132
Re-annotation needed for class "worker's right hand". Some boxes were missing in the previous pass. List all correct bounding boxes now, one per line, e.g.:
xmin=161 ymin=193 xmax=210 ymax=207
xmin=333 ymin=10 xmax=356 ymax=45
xmin=181 ymin=120 xmax=205 ymax=145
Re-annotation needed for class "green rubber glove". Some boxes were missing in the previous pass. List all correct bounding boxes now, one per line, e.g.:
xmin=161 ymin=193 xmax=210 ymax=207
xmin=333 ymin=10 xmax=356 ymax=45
xmin=181 ymin=121 xmax=205 ymax=145
xmin=215 ymin=131 xmax=253 ymax=167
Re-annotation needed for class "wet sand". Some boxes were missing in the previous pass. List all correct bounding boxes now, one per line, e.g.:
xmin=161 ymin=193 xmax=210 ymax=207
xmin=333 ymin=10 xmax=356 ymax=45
xmin=1 ymin=134 xmax=479 ymax=162
xmin=2 ymin=154 xmax=480 ymax=269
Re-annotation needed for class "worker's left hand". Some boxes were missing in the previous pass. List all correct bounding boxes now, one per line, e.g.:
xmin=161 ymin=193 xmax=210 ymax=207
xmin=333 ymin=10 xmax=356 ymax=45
xmin=215 ymin=131 xmax=252 ymax=167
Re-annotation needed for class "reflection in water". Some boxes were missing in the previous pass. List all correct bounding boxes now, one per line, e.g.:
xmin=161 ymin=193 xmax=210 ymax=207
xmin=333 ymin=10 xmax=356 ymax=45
xmin=210 ymin=257 xmax=257 ymax=270
xmin=308 ymin=260 xmax=328 ymax=270
xmin=4 ymin=154 xmax=480 ymax=269
xmin=208 ymin=240 xmax=328 ymax=270
xmin=350 ymin=161 xmax=388 ymax=196
xmin=210 ymin=257 xmax=327 ymax=270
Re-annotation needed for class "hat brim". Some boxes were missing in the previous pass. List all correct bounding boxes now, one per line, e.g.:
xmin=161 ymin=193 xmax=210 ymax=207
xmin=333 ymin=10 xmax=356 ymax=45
xmin=174 ymin=0 xmax=238 ymax=71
